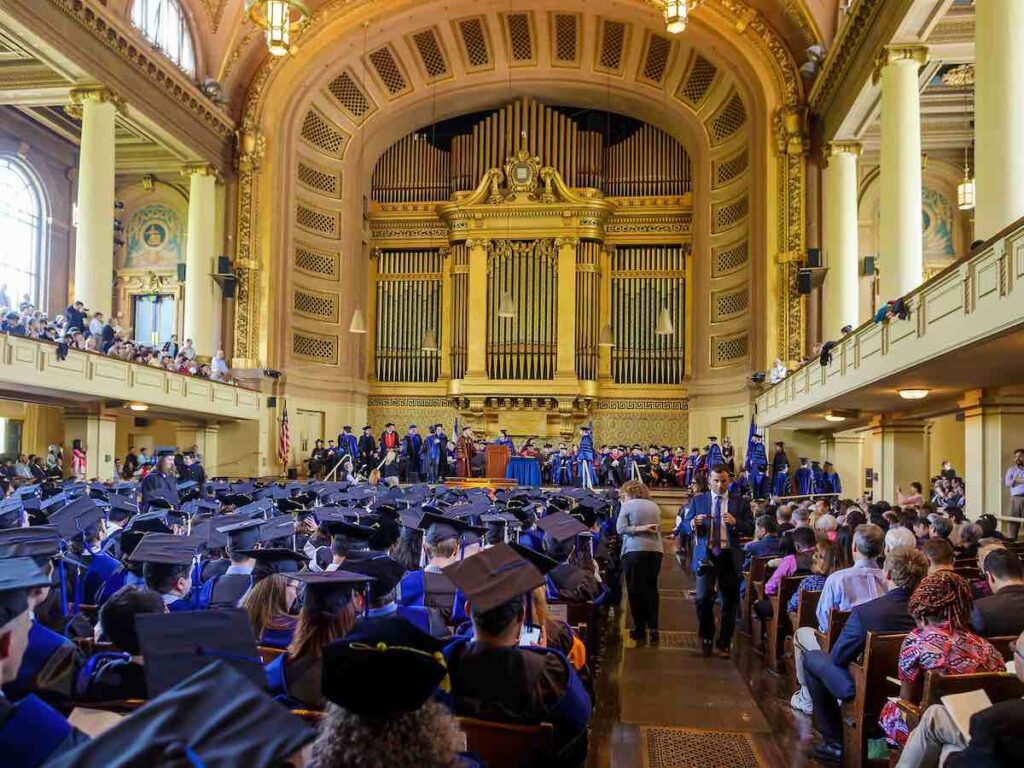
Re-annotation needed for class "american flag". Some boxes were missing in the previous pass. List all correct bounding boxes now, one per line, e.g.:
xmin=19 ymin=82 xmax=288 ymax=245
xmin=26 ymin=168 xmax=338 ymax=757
xmin=278 ymin=407 xmax=291 ymax=466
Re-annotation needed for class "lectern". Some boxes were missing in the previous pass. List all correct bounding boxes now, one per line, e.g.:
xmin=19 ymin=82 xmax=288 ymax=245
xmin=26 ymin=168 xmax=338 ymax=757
xmin=485 ymin=445 xmax=510 ymax=480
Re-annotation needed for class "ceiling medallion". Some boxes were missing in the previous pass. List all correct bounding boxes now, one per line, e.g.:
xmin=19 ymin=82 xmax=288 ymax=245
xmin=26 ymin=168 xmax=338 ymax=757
xmin=245 ymin=0 xmax=311 ymax=57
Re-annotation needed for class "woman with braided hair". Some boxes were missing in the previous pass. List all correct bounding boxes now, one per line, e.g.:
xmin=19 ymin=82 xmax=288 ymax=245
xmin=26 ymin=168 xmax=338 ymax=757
xmin=879 ymin=570 xmax=1005 ymax=746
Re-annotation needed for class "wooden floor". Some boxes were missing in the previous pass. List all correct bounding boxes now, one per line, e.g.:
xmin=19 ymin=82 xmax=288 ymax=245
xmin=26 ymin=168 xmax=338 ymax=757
xmin=587 ymin=540 xmax=825 ymax=767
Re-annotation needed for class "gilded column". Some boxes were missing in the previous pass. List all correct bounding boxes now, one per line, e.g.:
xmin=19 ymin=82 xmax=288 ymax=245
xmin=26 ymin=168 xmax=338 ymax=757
xmin=68 ymin=87 xmax=122 ymax=317
xmin=975 ymin=1 xmax=1024 ymax=240
xmin=555 ymin=237 xmax=578 ymax=379
xmin=823 ymin=142 xmax=862 ymax=335
xmin=438 ymin=246 xmax=452 ymax=380
xmin=876 ymin=45 xmax=927 ymax=300
xmin=774 ymin=105 xmax=809 ymax=362
xmin=182 ymin=164 xmax=219 ymax=357
xmin=465 ymin=239 xmax=489 ymax=378
xmin=232 ymin=125 xmax=266 ymax=368
xmin=598 ymin=246 xmax=612 ymax=382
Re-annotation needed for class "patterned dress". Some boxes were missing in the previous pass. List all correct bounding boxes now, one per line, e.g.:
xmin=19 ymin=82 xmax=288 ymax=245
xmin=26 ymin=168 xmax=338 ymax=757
xmin=879 ymin=622 xmax=1005 ymax=745
xmin=787 ymin=574 xmax=827 ymax=613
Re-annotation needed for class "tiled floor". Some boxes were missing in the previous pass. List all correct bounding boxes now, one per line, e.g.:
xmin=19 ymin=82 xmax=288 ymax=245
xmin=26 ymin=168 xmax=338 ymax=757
xmin=587 ymin=541 xmax=824 ymax=767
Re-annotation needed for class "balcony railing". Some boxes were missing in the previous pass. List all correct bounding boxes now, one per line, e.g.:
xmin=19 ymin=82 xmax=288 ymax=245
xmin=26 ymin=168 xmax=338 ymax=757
xmin=757 ymin=214 xmax=1024 ymax=427
xmin=0 ymin=334 xmax=263 ymax=420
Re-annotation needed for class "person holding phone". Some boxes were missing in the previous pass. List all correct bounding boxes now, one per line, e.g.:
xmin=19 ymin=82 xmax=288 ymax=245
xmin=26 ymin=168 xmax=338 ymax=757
xmin=616 ymin=480 xmax=664 ymax=645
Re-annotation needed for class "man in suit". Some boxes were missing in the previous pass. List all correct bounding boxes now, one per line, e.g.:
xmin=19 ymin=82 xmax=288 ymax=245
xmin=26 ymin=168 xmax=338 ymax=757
xmin=802 ymin=546 xmax=928 ymax=763
xmin=971 ymin=548 xmax=1024 ymax=637
xmin=680 ymin=463 xmax=753 ymax=658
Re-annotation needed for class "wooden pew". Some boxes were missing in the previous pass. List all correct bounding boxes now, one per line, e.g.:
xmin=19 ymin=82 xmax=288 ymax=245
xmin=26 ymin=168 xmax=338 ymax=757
xmin=784 ymin=589 xmax=822 ymax=688
xmin=840 ymin=632 xmax=907 ymax=768
xmin=765 ymin=575 xmax=806 ymax=673
xmin=456 ymin=716 xmax=555 ymax=768
xmin=258 ymin=645 xmax=287 ymax=664
xmin=984 ymin=635 xmax=1019 ymax=662
xmin=741 ymin=555 xmax=774 ymax=637
xmin=815 ymin=608 xmax=851 ymax=653
xmin=897 ymin=670 xmax=1024 ymax=733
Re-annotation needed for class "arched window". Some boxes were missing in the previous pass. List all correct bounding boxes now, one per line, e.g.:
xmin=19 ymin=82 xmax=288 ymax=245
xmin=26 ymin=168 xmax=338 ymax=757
xmin=0 ymin=157 xmax=46 ymax=309
xmin=130 ymin=0 xmax=197 ymax=78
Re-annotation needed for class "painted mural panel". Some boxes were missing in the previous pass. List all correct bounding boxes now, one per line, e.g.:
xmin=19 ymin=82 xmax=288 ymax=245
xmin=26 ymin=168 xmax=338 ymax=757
xmin=922 ymin=187 xmax=956 ymax=262
xmin=124 ymin=204 xmax=183 ymax=269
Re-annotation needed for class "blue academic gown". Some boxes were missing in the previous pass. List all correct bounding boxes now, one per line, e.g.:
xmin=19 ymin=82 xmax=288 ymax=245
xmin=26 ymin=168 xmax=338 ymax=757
xmin=495 ymin=436 xmax=515 ymax=454
xmin=706 ymin=443 xmax=724 ymax=468
xmin=339 ymin=432 xmax=359 ymax=461
xmin=745 ymin=442 xmax=767 ymax=472
xmin=822 ymin=471 xmax=842 ymax=494
xmin=772 ymin=471 xmax=791 ymax=497
xmin=140 ymin=470 xmax=179 ymax=510
xmin=577 ymin=435 xmax=595 ymax=485
xmin=4 ymin=620 xmax=81 ymax=703
xmin=794 ymin=466 xmax=814 ymax=495
xmin=0 ymin=692 xmax=86 ymax=767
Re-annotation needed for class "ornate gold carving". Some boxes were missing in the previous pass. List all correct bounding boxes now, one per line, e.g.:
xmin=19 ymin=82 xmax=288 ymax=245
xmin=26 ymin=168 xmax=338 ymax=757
xmin=198 ymin=0 xmax=231 ymax=33
xmin=774 ymin=105 xmax=809 ymax=156
xmin=808 ymin=0 xmax=889 ymax=112
xmin=825 ymin=141 xmax=863 ymax=159
xmin=940 ymin=63 xmax=974 ymax=88
xmin=554 ymin=236 xmax=579 ymax=248
xmin=872 ymin=45 xmax=929 ymax=85
xmin=232 ymin=123 xmax=266 ymax=366
xmin=65 ymin=85 xmax=126 ymax=119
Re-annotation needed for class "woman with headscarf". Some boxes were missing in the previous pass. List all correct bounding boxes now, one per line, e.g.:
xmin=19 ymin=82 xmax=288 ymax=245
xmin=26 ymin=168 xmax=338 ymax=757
xmin=878 ymin=570 xmax=1005 ymax=746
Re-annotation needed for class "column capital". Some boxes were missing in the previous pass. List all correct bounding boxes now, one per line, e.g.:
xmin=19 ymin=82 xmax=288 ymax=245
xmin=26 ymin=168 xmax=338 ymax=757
xmin=825 ymin=140 xmax=862 ymax=158
xmin=465 ymin=238 xmax=491 ymax=250
xmin=235 ymin=123 xmax=266 ymax=173
xmin=181 ymin=162 xmax=223 ymax=185
xmin=872 ymin=45 xmax=929 ymax=84
xmin=774 ymin=104 xmax=809 ymax=156
xmin=66 ymin=85 xmax=126 ymax=119
xmin=554 ymin=236 xmax=579 ymax=248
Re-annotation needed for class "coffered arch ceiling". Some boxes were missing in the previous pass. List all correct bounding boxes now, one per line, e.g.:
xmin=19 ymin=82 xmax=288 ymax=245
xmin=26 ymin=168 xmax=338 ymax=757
xmin=229 ymin=0 xmax=806 ymax=394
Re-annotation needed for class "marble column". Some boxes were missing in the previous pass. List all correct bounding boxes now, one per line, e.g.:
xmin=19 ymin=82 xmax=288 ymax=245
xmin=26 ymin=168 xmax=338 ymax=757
xmin=876 ymin=46 xmax=927 ymax=300
xmin=975 ymin=0 xmax=1024 ymax=240
xmin=823 ymin=142 xmax=862 ymax=335
xmin=182 ymin=164 xmax=219 ymax=357
xmin=69 ymin=87 xmax=121 ymax=317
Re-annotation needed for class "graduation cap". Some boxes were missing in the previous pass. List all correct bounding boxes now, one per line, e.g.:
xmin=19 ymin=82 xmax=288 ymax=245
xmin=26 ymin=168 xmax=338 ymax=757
xmin=176 ymin=480 xmax=200 ymax=503
xmin=508 ymin=542 xmax=560 ymax=575
xmin=48 ymin=495 xmax=104 ymax=540
xmin=181 ymin=499 xmax=220 ymax=518
xmin=536 ymin=511 xmax=590 ymax=542
xmin=237 ymin=548 xmax=308 ymax=575
xmin=0 ymin=504 xmax=23 ymax=529
xmin=220 ymin=493 xmax=254 ymax=508
xmin=342 ymin=556 xmax=406 ymax=600
xmin=321 ymin=617 xmax=447 ymax=718
xmin=88 ymin=485 xmax=110 ymax=501
xmin=135 ymin=608 xmax=263 ymax=697
xmin=48 ymin=662 xmax=314 ymax=768
xmin=128 ymin=533 xmax=202 ymax=565
xmin=105 ymin=493 xmax=139 ymax=516
xmin=443 ymin=543 xmax=545 ymax=614
xmin=0 ymin=537 xmax=60 ymax=569
xmin=367 ymin=516 xmax=401 ymax=551
xmin=233 ymin=498 xmax=275 ymax=519
xmin=216 ymin=518 xmax=265 ymax=550
xmin=14 ymin=484 xmax=41 ymax=499
xmin=257 ymin=515 xmax=296 ymax=545
xmin=125 ymin=511 xmax=173 ymax=535
xmin=291 ymin=570 xmax=374 ymax=615
xmin=481 ymin=512 xmax=520 ymax=543
xmin=190 ymin=517 xmax=228 ymax=550
xmin=418 ymin=511 xmax=485 ymax=546
xmin=39 ymin=492 xmax=67 ymax=514
xmin=0 ymin=556 xmax=51 ymax=625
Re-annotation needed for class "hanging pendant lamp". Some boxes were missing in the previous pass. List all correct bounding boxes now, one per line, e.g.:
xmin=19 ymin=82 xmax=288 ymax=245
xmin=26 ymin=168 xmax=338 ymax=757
xmin=655 ymin=307 xmax=675 ymax=336
xmin=497 ymin=291 xmax=517 ymax=319
xmin=348 ymin=308 xmax=367 ymax=334
xmin=598 ymin=322 xmax=615 ymax=347
xmin=421 ymin=328 xmax=439 ymax=352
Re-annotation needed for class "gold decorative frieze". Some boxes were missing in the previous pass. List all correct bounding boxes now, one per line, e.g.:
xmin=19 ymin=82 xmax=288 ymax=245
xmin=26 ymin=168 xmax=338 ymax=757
xmin=66 ymin=85 xmax=126 ymax=119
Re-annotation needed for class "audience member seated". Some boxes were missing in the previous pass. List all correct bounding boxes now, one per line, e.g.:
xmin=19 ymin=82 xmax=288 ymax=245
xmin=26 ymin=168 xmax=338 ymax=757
xmin=785 ymin=538 xmax=838 ymax=615
xmin=885 ymin=525 xmax=918 ymax=554
xmin=764 ymin=526 xmax=817 ymax=599
xmin=954 ymin=523 xmax=983 ymax=559
xmin=878 ymin=571 xmax=1006 ymax=748
xmin=803 ymin=546 xmax=928 ymax=763
xmin=81 ymin=586 xmax=164 ymax=701
xmin=921 ymin=538 xmax=955 ymax=575
xmin=790 ymin=524 xmax=888 ymax=714
xmin=743 ymin=514 xmax=781 ymax=569
xmin=929 ymin=515 xmax=953 ymax=541
xmin=969 ymin=548 xmax=1024 ymax=637
xmin=895 ymin=629 xmax=1024 ymax=768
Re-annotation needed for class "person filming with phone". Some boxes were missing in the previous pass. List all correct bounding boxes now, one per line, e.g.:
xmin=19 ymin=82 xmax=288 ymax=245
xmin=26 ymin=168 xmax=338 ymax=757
xmin=681 ymin=464 xmax=753 ymax=658
xmin=617 ymin=480 xmax=666 ymax=645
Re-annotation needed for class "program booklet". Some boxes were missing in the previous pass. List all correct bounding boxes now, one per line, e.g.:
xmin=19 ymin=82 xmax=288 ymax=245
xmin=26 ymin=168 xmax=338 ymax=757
xmin=939 ymin=689 xmax=992 ymax=742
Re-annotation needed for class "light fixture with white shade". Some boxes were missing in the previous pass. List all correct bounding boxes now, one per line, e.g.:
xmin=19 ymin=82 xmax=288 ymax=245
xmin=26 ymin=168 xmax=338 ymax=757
xmin=246 ymin=0 xmax=310 ymax=57
xmin=598 ymin=322 xmax=615 ymax=347
xmin=898 ymin=388 xmax=930 ymax=400
xmin=348 ymin=308 xmax=367 ymax=334
xmin=421 ymin=328 xmax=439 ymax=352
xmin=127 ymin=401 xmax=149 ymax=412
xmin=497 ymin=291 xmax=517 ymax=319
xmin=957 ymin=146 xmax=975 ymax=211
xmin=824 ymin=412 xmax=846 ymax=423
xmin=655 ymin=307 xmax=675 ymax=336
xmin=661 ymin=0 xmax=701 ymax=35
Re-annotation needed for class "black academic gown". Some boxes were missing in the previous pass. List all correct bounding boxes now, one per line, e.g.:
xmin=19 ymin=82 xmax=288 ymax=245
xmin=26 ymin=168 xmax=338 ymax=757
xmin=183 ymin=462 xmax=207 ymax=496
xmin=548 ymin=563 xmax=603 ymax=603
xmin=140 ymin=470 xmax=179 ymax=510
xmin=80 ymin=655 xmax=147 ymax=701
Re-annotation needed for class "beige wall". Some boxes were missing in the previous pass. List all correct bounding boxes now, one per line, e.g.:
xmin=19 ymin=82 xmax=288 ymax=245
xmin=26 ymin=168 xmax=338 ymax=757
xmin=0 ymin=400 xmax=65 ymax=458
xmin=929 ymin=413 xmax=965 ymax=478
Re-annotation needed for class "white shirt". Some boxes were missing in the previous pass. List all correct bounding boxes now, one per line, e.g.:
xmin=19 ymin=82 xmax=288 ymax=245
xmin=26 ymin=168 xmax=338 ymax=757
xmin=211 ymin=356 xmax=229 ymax=375
xmin=711 ymin=492 xmax=730 ymax=549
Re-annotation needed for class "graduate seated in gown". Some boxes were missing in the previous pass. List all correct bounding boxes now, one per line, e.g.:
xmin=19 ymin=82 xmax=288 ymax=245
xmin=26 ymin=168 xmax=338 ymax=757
xmin=312 ymin=616 xmax=484 ymax=768
xmin=0 ymin=537 xmax=83 ymax=706
xmin=442 ymin=544 xmax=592 ymax=767
xmin=536 ymin=513 xmax=605 ymax=604
xmin=264 ymin=570 xmax=369 ymax=710
xmin=199 ymin=518 xmax=263 ymax=608
xmin=0 ymin=557 xmax=88 ymax=768
xmin=80 ymin=585 xmax=164 ymax=701
xmin=399 ymin=514 xmax=481 ymax=625
xmin=241 ymin=572 xmax=300 ymax=649
xmin=135 ymin=535 xmax=197 ymax=612
xmin=344 ymin=556 xmax=449 ymax=639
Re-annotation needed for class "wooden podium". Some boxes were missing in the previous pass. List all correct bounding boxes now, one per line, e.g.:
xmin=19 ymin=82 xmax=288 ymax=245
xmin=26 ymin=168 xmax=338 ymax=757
xmin=485 ymin=445 xmax=510 ymax=480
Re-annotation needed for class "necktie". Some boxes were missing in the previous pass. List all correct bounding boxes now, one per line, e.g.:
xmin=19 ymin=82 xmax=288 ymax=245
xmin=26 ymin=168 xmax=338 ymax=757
xmin=711 ymin=495 xmax=722 ymax=556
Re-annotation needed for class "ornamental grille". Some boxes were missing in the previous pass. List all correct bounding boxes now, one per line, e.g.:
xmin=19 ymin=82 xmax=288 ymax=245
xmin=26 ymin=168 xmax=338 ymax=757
xmin=712 ymin=334 xmax=748 ymax=366
xmin=295 ymin=245 xmax=339 ymax=279
xmin=678 ymin=54 xmax=718 ymax=107
xmin=641 ymin=34 xmax=672 ymax=84
xmin=713 ymin=195 xmax=748 ymax=231
xmin=552 ymin=14 xmax=578 ymax=63
xmin=598 ymin=19 xmax=626 ymax=72
xmin=300 ymin=108 xmax=347 ymax=158
xmin=709 ymin=92 xmax=747 ymax=145
xmin=712 ymin=241 xmax=749 ymax=275
xmin=368 ymin=46 xmax=408 ymax=96
xmin=412 ymin=29 xmax=448 ymax=79
xmin=293 ymin=289 xmax=339 ymax=322
xmin=295 ymin=202 xmax=339 ymax=238
xmin=297 ymin=162 xmax=341 ymax=197
xmin=326 ymin=70 xmax=374 ymax=121
xmin=458 ymin=18 xmax=491 ymax=69
xmin=506 ymin=13 xmax=533 ymax=62
xmin=713 ymin=288 xmax=749 ymax=321
xmin=714 ymin=149 xmax=749 ymax=187
xmin=292 ymin=332 xmax=338 ymax=365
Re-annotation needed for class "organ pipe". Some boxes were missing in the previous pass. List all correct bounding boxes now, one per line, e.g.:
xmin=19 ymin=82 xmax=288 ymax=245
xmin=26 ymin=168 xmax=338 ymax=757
xmin=374 ymin=250 xmax=443 ymax=382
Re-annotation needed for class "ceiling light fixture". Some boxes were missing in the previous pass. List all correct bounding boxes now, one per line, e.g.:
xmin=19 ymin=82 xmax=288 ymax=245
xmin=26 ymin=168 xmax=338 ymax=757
xmin=655 ymin=307 xmax=675 ymax=336
xmin=246 ymin=0 xmax=310 ymax=57
xmin=957 ymin=146 xmax=975 ymax=211
xmin=824 ymin=412 xmax=846 ymax=422
xmin=660 ymin=0 xmax=701 ymax=35
xmin=421 ymin=328 xmax=439 ymax=352
xmin=127 ymin=401 xmax=149 ymax=412
xmin=898 ymin=388 xmax=930 ymax=400
xmin=598 ymin=322 xmax=615 ymax=347
xmin=348 ymin=308 xmax=367 ymax=334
